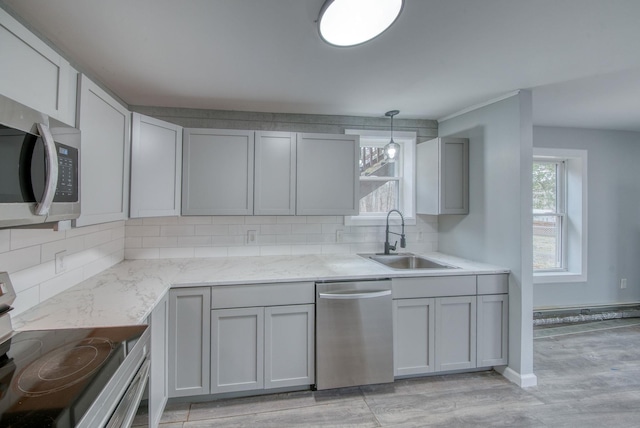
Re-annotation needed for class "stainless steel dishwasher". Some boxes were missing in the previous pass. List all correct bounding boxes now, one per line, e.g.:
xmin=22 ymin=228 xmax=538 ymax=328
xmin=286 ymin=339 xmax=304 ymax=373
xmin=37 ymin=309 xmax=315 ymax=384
xmin=315 ymin=280 xmax=393 ymax=390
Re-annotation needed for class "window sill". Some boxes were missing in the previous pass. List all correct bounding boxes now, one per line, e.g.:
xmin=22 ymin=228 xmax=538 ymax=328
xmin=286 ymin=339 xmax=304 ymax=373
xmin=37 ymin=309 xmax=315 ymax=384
xmin=534 ymin=271 xmax=586 ymax=284
xmin=344 ymin=215 xmax=417 ymax=227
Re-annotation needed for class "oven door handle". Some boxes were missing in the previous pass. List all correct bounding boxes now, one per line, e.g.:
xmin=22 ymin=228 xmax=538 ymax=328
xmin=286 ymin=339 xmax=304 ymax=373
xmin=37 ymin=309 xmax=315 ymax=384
xmin=105 ymin=359 xmax=150 ymax=428
xmin=318 ymin=290 xmax=391 ymax=300
xmin=35 ymin=123 xmax=58 ymax=216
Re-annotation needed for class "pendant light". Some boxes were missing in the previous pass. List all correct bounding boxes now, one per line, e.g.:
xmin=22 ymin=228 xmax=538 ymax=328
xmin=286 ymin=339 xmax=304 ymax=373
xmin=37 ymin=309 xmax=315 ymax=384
xmin=384 ymin=110 xmax=400 ymax=161
xmin=318 ymin=0 xmax=404 ymax=47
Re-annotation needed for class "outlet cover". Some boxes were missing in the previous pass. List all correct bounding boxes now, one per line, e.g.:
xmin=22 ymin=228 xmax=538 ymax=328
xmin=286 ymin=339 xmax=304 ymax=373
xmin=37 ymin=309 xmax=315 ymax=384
xmin=55 ymin=250 xmax=67 ymax=274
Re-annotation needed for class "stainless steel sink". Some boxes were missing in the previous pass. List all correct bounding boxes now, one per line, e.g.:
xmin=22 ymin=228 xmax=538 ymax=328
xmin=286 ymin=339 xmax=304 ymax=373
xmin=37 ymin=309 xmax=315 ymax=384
xmin=360 ymin=253 xmax=457 ymax=270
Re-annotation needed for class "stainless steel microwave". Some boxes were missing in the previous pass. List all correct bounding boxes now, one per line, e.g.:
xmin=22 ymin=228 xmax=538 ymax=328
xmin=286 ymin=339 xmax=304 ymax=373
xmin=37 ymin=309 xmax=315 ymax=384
xmin=0 ymin=94 xmax=80 ymax=228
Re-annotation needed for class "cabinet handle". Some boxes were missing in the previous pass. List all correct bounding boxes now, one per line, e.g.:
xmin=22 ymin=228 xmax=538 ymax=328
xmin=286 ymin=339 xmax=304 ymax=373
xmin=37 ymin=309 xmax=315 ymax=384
xmin=35 ymin=123 xmax=58 ymax=216
xmin=318 ymin=290 xmax=391 ymax=300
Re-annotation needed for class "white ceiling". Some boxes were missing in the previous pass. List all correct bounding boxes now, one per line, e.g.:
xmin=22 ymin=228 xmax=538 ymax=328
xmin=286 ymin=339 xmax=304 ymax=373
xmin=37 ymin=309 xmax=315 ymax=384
xmin=4 ymin=0 xmax=640 ymax=131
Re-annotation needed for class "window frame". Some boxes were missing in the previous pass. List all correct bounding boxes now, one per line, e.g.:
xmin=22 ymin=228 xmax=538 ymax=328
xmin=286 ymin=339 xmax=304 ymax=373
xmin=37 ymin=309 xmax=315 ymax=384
xmin=533 ymin=158 xmax=567 ymax=272
xmin=533 ymin=148 xmax=588 ymax=284
xmin=344 ymin=129 xmax=417 ymax=226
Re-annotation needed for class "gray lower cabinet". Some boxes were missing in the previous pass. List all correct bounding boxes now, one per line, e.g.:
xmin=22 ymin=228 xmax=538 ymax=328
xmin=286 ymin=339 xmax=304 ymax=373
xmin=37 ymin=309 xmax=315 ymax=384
xmin=393 ymin=298 xmax=435 ymax=376
xmin=168 ymin=287 xmax=211 ymax=398
xmin=211 ymin=307 xmax=264 ymax=393
xmin=477 ymin=294 xmax=508 ymax=367
xmin=211 ymin=304 xmax=315 ymax=394
xmin=264 ymin=304 xmax=315 ymax=388
xmin=148 ymin=292 xmax=168 ymax=428
xmin=434 ymin=296 xmax=477 ymax=371
xmin=392 ymin=274 xmax=507 ymax=377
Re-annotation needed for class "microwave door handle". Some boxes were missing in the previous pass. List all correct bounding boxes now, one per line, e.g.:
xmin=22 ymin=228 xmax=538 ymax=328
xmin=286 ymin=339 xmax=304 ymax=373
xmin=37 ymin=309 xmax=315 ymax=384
xmin=35 ymin=123 xmax=58 ymax=216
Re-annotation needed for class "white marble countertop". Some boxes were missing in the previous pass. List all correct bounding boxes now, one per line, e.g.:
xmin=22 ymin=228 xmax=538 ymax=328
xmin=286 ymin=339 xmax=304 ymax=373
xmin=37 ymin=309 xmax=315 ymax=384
xmin=14 ymin=252 xmax=508 ymax=331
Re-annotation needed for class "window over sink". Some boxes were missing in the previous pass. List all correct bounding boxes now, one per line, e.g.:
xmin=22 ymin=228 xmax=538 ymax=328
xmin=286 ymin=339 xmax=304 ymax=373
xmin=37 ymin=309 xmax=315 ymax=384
xmin=345 ymin=129 xmax=416 ymax=226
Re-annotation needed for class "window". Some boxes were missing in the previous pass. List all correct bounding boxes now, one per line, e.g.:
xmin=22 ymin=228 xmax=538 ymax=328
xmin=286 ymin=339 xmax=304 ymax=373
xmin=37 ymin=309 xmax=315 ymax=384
xmin=533 ymin=148 xmax=587 ymax=283
xmin=345 ymin=129 xmax=416 ymax=225
xmin=533 ymin=160 xmax=566 ymax=271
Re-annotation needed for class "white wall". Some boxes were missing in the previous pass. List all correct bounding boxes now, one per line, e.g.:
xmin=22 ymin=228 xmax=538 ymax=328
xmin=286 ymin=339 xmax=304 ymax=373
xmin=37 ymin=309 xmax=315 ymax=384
xmin=124 ymin=215 xmax=438 ymax=258
xmin=0 ymin=221 xmax=125 ymax=315
xmin=533 ymin=126 xmax=640 ymax=309
xmin=437 ymin=92 xmax=535 ymax=387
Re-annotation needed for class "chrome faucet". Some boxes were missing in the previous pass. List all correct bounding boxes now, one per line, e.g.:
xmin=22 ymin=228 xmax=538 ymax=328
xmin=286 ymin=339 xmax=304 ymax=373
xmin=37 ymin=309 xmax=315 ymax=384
xmin=384 ymin=209 xmax=406 ymax=255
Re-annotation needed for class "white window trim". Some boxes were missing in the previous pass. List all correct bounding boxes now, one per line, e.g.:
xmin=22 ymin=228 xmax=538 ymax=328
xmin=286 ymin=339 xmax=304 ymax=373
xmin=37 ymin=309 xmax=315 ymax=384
xmin=533 ymin=148 xmax=588 ymax=284
xmin=344 ymin=129 xmax=416 ymax=226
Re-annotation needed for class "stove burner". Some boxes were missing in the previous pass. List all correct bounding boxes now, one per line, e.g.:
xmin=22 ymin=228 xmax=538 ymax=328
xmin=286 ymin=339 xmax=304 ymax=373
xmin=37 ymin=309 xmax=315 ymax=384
xmin=15 ymin=337 xmax=114 ymax=397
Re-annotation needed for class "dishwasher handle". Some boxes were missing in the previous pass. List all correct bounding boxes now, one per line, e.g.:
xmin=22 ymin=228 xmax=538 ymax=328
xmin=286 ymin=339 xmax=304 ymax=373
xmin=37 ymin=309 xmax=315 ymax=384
xmin=318 ymin=290 xmax=391 ymax=300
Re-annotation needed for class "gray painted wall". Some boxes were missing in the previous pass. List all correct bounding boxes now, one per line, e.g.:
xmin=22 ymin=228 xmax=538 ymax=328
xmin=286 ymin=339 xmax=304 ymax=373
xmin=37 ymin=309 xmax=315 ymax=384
xmin=533 ymin=126 xmax=640 ymax=309
xmin=130 ymin=105 xmax=437 ymax=140
xmin=438 ymin=92 xmax=535 ymax=386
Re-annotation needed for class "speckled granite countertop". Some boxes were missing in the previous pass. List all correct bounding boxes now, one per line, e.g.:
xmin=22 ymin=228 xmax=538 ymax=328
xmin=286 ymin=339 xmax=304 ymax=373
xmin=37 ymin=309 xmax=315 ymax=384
xmin=14 ymin=252 xmax=508 ymax=331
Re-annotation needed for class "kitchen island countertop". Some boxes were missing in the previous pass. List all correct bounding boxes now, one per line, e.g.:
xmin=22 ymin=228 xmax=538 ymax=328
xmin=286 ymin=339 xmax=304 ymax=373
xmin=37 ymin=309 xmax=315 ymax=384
xmin=14 ymin=252 xmax=508 ymax=331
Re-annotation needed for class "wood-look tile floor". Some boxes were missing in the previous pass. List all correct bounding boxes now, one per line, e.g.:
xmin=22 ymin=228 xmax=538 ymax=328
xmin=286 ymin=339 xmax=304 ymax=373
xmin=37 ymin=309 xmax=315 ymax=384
xmin=135 ymin=320 xmax=640 ymax=427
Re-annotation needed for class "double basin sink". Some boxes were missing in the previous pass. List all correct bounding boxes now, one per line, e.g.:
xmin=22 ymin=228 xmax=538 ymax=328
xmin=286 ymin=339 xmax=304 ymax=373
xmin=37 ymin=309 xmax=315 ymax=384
xmin=359 ymin=253 xmax=458 ymax=270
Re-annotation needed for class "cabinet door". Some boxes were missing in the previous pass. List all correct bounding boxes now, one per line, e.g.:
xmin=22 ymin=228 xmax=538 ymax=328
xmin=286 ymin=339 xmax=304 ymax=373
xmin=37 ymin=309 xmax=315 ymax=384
xmin=130 ymin=113 xmax=182 ymax=218
xmin=0 ymin=9 xmax=76 ymax=125
xmin=477 ymin=294 xmax=509 ymax=367
xmin=75 ymin=75 xmax=130 ymax=226
xmin=254 ymin=131 xmax=296 ymax=215
xmin=393 ymin=298 xmax=435 ymax=376
xmin=182 ymin=128 xmax=254 ymax=215
xmin=434 ymin=296 xmax=477 ymax=371
xmin=211 ymin=307 xmax=264 ymax=393
xmin=148 ymin=293 xmax=168 ymax=428
xmin=416 ymin=137 xmax=469 ymax=215
xmin=168 ymin=288 xmax=211 ymax=398
xmin=264 ymin=304 xmax=314 ymax=388
xmin=296 ymin=133 xmax=359 ymax=215
xmin=440 ymin=138 xmax=469 ymax=214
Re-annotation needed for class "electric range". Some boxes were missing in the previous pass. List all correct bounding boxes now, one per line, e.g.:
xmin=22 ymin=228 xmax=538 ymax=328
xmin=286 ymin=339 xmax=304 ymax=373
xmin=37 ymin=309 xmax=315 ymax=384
xmin=0 ymin=273 xmax=150 ymax=428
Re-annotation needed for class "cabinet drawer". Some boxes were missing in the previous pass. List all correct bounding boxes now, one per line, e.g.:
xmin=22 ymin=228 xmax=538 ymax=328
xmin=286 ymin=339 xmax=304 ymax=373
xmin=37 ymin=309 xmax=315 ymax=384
xmin=477 ymin=274 xmax=508 ymax=295
xmin=392 ymin=276 xmax=476 ymax=299
xmin=211 ymin=282 xmax=314 ymax=309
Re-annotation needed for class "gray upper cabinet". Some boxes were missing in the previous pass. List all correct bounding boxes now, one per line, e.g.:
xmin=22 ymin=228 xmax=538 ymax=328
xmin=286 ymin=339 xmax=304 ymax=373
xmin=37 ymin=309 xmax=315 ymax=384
xmin=130 ymin=113 xmax=182 ymax=218
xmin=254 ymin=131 xmax=296 ymax=215
xmin=296 ymin=133 xmax=359 ymax=215
xmin=0 ymin=8 xmax=77 ymax=125
xmin=182 ymin=128 xmax=255 ymax=215
xmin=417 ymin=137 xmax=469 ymax=215
xmin=75 ymin=75 xmax=131 ymax=227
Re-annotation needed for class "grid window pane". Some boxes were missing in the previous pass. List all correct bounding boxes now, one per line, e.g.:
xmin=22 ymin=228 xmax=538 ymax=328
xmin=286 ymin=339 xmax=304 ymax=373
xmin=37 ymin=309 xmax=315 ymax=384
xmin=533 ymin=162 xmax=557 ymax=212
xmin=533 ymin=215 xmax=562 ymax=270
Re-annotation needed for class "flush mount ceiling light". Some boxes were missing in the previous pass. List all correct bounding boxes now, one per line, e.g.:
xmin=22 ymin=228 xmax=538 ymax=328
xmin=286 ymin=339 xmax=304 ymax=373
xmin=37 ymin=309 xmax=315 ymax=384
xmin=318 ymin=0 xmax=404 ymax=47
xmin=384 ymin=110 xmax=400 ymax=161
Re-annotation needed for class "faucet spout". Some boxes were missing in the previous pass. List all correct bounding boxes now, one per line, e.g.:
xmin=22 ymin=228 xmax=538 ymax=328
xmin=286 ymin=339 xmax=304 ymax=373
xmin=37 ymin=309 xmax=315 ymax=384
xmin=384 ymin=209 xmax=406 ymax=255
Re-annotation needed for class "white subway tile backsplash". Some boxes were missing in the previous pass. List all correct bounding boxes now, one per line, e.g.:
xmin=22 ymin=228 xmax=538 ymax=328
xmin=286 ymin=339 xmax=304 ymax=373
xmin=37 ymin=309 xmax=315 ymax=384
xmin=9 ymin=228 xmax=62 ymax=250
xmin=0 ymin=230 xmax=10 ymax=253
xmin=161 ymin=225 xmax=195 ymax=236
xmin=143 ymin=216 xmax=179 ymax=225
xmin=195 ymin=225 xmax=229 ymax=236
xmin=125 ymin=225 xmax=161 ymax=237
xmin=1 ymin=222 xmax=125 ymax=315
xmin=124 ymin=215 xmax=438 ymax=260
xmin=194 ymin=247 xmax=228 ymax=258
xmin=143 ymin=237 xmax=178 ymax=248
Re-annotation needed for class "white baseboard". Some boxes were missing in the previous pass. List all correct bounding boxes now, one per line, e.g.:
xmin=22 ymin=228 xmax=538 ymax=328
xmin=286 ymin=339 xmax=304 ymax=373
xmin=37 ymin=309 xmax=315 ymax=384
xmin=496 ymin=366 xmax=538 ymax=388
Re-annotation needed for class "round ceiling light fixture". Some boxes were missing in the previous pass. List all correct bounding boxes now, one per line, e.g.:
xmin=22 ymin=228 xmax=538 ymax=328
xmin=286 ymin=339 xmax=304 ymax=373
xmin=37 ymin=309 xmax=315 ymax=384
xmin=318 ymin=0 xmax=404 ymax=47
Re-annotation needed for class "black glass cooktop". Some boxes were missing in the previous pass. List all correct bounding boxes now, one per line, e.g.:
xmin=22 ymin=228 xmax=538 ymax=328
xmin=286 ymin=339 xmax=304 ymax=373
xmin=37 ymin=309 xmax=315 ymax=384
xmin=0 ymin=325 xmax=147 ymax=428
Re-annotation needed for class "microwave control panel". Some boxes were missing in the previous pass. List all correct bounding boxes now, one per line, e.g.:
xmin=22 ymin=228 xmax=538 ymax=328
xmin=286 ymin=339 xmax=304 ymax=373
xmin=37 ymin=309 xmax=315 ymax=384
xmin=54 ymin=142 xmax=79 ymax=203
